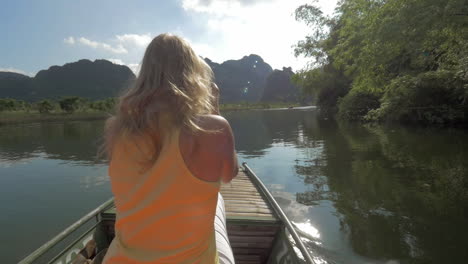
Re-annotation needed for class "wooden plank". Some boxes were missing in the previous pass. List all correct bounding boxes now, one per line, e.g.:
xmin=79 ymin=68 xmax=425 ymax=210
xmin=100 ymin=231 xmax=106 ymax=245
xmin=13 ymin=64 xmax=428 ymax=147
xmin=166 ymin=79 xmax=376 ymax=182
xmin=222 ymin=191 xmax=262 ymax=198
xmin=230 ymin=242 xmax=271 ymax=249
xmin=228 ymin=230 xmax=277 ymax=236
xmin=224 ymin=201 xmax=271 ymax=207
xmin=222 ymin=170 xmax=282 ymax=264
xmin=232 ymin=248 xmax=268 ymax=255
xmin=227 ymin=212 xmax=275 ymax=218
xmin=228 ymin=225 xmax=280 ymax=232
xmin=225 ymin=171 xmax=281 ymax=263
xmin=221 ymin=170 xmax=278 ymax=226
xmin=225 ymin=208 xmax=272 ymax=214
xmin=225 ymin=204 xmax=271 ymax=210
xmin=221 ymin=192 xmax=263 ymax=197
xmin=224 ymin=197 xmax=266 ymax=202
xmin=229 ymin=236 xmax=275 ymax=244
xmin=235 ymin=255 xmax=262 ymax=261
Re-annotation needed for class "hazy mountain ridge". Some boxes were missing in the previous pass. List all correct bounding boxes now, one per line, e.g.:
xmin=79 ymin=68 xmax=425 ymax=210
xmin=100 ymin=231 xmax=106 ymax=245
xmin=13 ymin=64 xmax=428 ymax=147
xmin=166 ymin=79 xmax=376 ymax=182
xmin=0 ymin=72 xmax=31 ymax=80
xmin=0 ymin=56 xmax=298 ymax=103
xmin=0 ymin=59 xmax=136 ymax=101
xmin=205 ymin=54 xmax=274 ymax=103
xmin=260 ymin=67 xmax=299 ymax=102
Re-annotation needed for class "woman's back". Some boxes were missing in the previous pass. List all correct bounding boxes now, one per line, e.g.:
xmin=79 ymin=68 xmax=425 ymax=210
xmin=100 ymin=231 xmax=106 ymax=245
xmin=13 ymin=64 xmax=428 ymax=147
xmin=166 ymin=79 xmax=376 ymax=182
xmin=103 ymin=115 xmax=237 ymax=264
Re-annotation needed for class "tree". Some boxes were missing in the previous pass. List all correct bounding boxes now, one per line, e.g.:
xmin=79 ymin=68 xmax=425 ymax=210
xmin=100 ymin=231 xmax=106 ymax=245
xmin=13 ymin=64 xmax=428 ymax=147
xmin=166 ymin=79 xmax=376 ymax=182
xmin=37 ymin=100 xmax=54 ymax=114
xmin=59 ymin=97 xmax=83 ymax=113
xmin=295 ymin=0 xmax=468 ymax=123
xmin=0 ymin=98 xmax=29 ymax=111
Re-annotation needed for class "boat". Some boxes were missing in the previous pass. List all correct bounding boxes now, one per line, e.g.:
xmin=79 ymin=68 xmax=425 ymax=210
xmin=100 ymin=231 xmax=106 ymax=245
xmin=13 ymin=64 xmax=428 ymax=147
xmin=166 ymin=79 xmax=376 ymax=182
xmin=19 ymin=163 xmax=315 ymax=264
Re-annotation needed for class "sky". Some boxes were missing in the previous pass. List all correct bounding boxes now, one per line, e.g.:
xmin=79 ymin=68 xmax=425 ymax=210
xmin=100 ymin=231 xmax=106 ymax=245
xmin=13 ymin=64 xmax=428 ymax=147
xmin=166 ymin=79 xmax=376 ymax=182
xmin=0 ymin=0 xmax=338 ymax=76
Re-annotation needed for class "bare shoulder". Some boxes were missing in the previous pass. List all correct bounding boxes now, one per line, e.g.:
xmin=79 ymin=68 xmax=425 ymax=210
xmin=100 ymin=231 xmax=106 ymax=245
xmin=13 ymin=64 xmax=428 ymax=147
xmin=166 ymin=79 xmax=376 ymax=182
xmin=180 ymin=114 xmax=237 ymax=182
xmin=181 ymin=114 xmax=233 ymax=148
xmin=195 ymin=114 xmax=231 ymax=132
xmin=105 ymin=116 xmax=116 ymax=129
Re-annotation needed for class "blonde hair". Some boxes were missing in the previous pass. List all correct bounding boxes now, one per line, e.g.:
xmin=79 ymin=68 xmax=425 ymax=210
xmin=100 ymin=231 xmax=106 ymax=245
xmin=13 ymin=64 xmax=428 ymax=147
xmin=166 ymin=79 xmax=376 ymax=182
xmin=103 ymin=33 xmax=215 ymax=162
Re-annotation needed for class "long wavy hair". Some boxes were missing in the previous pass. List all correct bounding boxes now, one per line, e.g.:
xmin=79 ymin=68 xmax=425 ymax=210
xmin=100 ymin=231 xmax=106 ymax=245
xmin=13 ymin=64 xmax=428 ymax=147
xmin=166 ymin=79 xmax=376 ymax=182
xmin=103 ymin=33 xmax=215 ymax=163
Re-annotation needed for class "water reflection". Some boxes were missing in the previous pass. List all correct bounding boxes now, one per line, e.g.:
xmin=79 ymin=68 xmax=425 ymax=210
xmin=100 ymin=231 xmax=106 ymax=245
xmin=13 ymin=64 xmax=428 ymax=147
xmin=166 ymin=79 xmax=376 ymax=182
xmin=230 ymin=109 xmax=468 ymax=263
xmin=0 ymin=121 xmax=106 ymax=165
xmin=0 ymin=121 xmax=110 ymax=264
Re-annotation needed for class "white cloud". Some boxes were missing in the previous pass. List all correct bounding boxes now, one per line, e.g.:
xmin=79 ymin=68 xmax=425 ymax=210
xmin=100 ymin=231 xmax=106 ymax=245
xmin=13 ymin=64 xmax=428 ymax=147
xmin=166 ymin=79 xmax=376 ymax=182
xmin=107 ymin=58 xmax=125 ymax=65
xmin=64 ymin=33 xmax=151 ymax=74
xmin=64 ymin=36 xmax=75 ymax=45
xmin=127 ymin=63 xmax=141 ymax=74
xmin=182 ymin=0 xmax=243 ymax=16
xmin=107 ymin=58 xmax=140 ymax=74
xmin=182 ymin=0 xmax=273 ymax=16
xmin=65 ymin=33 xmax=154 ymax=56
xmin=181 ymin=0 xmax=338 ymax=71
xmin=116 ymin=34 xmax=152 ymax=48
xmin=78 ymin=37 xmax=128 ymax=54
xmin=0 ymin=67 xmax=32 ymax=76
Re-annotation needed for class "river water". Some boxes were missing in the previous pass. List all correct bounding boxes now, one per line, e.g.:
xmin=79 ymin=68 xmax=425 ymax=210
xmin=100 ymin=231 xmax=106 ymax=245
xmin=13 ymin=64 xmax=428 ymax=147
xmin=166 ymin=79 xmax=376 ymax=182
xmin=1 ymin=108 xmax=467 ymax=263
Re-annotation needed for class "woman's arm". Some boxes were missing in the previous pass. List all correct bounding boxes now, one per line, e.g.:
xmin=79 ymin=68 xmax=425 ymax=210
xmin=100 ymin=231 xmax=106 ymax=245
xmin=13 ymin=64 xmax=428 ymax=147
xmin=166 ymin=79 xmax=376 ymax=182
xmin=211 ymin=83 xmax=220 ymax=115
xmin=220 ymin=118 xmax=239 ymax=183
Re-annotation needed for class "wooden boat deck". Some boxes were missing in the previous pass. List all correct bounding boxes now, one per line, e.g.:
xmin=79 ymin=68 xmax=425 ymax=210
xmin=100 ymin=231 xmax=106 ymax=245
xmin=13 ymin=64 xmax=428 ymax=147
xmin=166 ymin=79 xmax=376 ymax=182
xmin=222 ymin=170 xmax=280 ymax=264
xmin=222 ymin=170 xmax=277 ymax=222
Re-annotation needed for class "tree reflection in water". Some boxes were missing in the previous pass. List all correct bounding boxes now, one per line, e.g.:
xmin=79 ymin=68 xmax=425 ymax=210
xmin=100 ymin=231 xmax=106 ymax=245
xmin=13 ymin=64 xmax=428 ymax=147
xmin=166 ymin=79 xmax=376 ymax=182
xmin=0 ymin=120 xmax=106 ymax=165
xmin=227 ymin=109 xmax=468 ymax=263
xmin=292 ymin=112 xmax=468 ymax=263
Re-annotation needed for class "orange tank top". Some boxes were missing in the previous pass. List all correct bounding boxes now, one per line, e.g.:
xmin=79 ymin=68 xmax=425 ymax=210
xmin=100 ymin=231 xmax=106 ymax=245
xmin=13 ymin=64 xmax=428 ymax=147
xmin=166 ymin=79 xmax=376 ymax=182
xmin=103 ymin=128 xmax=220 ymax=264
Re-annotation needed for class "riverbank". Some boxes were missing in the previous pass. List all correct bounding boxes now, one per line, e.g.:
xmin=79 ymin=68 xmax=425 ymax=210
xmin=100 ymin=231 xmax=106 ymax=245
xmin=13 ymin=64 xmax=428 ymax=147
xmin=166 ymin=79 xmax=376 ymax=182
xmin=0 ymin=103 xmax=301 ymax=125
xmin=220 ymin=103 xmax=300 ymax=111
xmin=0 ymin=112 xmax=110 ymax=125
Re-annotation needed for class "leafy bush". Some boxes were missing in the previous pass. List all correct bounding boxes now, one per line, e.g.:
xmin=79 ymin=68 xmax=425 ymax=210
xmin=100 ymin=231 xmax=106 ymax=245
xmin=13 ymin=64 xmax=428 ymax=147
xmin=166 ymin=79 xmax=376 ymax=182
xmin=293 ymin=65 xmax=351 ymax=115
xmin=59 ymin=97 xmax=85 ymax=113
xmin=0 ymin=98 xmax=29 ymax=112
xmin=295 ymin=0 xmax=467 ymax=125
xmin=337 ymin=90 xmax=380 ymax=121
xmin=37 ymin=100 xmax=54 ymax=114
xmin=89 ymin=98 xmax=116 ymax=112
xmin=365 ymin=71 xmax=467 ymax=124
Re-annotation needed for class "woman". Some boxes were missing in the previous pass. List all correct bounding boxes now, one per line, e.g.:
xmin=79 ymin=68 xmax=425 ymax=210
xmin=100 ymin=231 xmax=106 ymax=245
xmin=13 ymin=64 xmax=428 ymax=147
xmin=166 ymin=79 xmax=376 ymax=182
xmin=101 ymin=33 xmax=238 ymax=264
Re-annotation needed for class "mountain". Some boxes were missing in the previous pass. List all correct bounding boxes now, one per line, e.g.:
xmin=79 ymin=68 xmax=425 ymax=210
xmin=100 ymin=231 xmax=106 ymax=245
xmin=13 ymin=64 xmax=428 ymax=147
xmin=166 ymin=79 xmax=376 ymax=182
xmin=0 ymin=72 xmax=34 ymax=100
xmin=260 ymin=67 xmax=299 ymax=102
xmin=0 ymin=72 xmax=30 ymax=80
xmin=0 ymin=59 xmax=136 ymax=101
xmin=0 ymin=56 xmax=298 ymax=103
xmin=206 ymin=54 xmax=273 ymax=103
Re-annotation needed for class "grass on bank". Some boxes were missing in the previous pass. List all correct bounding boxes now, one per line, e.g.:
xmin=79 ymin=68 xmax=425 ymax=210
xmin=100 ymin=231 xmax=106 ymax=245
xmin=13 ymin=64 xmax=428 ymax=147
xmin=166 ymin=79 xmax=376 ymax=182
xmin=0 ymin=111 xmax=110 ymax=125
xmin=0 ymin=102 xmax=301 ymax=125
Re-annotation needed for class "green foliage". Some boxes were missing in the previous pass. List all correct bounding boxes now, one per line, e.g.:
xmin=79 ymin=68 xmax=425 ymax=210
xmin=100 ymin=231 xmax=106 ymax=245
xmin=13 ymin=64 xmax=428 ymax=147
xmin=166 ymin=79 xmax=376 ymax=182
xmin=0 ymin=98 xmax=29 ymax=112
xmin=338 ymin=90 xmax=380 ymax=121
xmin=295 ymin=0 xmax=468 ymax=124
xmin=37 ymin=100 xmax=54 ymax=114
xmin=59 ymin=96 xmax=86 ymax=113
xmin=293 ymin=64 xmax=351 ymax=115
xmin=365 ymin=70 xmax=468 ymax=124
xmin=89 ymin=98 xmax=116 ymax=112
xmin=0 ymin=97 xmax=117 ymax=124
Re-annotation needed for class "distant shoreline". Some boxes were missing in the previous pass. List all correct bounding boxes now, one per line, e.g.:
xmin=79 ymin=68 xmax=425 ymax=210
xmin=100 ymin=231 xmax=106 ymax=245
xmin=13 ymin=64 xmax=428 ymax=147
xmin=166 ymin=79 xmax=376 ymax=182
xmin=0 ymin=103 xmax=303 ymax=125
xmin=0 ymin=112 xmax=110 ymax=125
